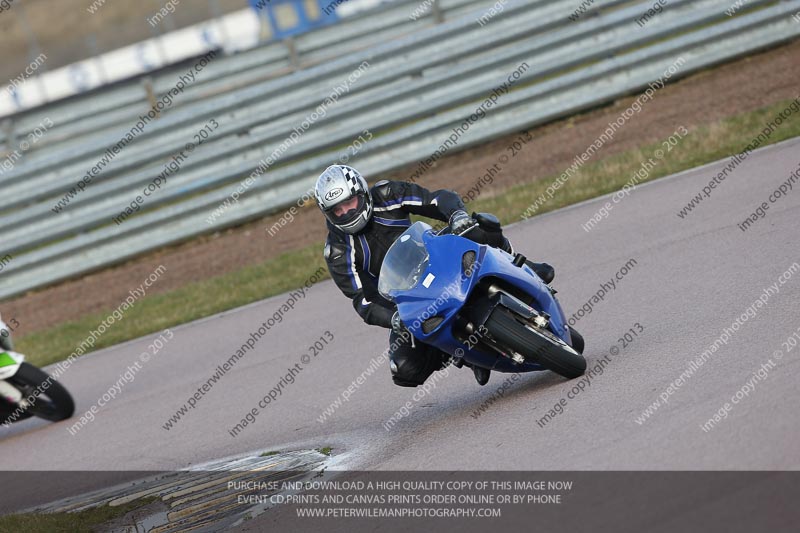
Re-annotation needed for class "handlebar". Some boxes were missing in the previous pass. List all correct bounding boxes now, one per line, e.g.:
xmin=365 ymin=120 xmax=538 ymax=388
xmin=436 ymin=220 xmax=479 ymax=237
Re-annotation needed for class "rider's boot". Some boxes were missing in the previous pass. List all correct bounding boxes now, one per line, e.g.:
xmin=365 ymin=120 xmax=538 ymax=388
xmin=525 ymin=261 xmax=555 ymax=284
xmin=499 ymin=236 xmax=555 ymax=284
xmin=472 ymin=366 xmax=491 ymax=386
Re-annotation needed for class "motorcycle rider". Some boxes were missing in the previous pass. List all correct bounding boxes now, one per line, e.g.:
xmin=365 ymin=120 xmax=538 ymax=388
xmin=314 ymin=165 xmax=554 ymax=387
xmin=0 ymin=315 xmax=16 ymax=423
xmin=0 ymin=314 xmax=13 ymax=352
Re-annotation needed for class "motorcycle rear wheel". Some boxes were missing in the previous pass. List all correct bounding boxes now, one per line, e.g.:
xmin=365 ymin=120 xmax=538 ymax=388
xmin=8 ymin=363 xmax=75 ymax=422
xmin=486 ymin=308 xmax=586 ymax=379
xmin=0 ymin=402 xmax=33 ymax=425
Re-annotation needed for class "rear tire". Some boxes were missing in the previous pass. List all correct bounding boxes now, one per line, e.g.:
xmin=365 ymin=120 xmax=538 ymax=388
xmin=0 ymin=403 xmax=33 ymax=425
xmin=486 ymin=308 xmax=586 ymax=379
xmin=8 ymin=363 xmax=74 ymax=422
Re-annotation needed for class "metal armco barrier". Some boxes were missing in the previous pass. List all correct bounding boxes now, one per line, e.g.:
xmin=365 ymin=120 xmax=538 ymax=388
xmin=1 ymin=0 xmax=799 ymax=300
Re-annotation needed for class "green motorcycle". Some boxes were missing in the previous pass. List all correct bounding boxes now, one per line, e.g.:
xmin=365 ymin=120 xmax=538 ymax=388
xmin=0 ymin=319 xmax=74 ymax=426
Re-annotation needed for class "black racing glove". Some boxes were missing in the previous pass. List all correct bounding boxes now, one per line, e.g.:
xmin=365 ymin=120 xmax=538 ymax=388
xmin=391 ymin=311 xmax=408 ymax=336
xmin=391 ymin=311 xmax=416 ymax=346
xmin=449 ymin=209 xmax=473 ymax=234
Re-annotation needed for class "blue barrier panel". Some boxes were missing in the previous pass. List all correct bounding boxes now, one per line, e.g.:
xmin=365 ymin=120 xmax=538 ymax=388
xmin=249 ymin=0 xmax=339 ymax=39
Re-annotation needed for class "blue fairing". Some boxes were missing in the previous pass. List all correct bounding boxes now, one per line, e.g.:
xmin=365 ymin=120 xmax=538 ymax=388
xmin=382 ymin=222 xmax=573 ymax=374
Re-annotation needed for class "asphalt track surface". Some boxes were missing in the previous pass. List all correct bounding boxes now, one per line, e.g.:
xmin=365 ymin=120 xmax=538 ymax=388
xmin=1 ymin=137 xmax=799 ymax=518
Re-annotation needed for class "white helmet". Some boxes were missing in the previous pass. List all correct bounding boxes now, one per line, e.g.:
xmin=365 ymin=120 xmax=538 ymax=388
xmin=314 ymin=165 xmax=373 ymax=234
xmin=0 ymin=319 xmax=12 ymax=351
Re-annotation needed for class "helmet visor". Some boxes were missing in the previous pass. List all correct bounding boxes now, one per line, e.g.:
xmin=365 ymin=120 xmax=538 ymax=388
xmin=324 ymin=193 xmax=366 ymax=227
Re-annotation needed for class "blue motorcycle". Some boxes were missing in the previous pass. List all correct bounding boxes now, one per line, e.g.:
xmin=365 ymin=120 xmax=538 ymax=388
xmin=378 ymin=216 xmax=586 ymax=379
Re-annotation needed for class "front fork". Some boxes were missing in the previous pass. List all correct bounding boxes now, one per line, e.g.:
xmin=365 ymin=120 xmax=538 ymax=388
xmin=456 ymin=284 xmax=552 ymax=364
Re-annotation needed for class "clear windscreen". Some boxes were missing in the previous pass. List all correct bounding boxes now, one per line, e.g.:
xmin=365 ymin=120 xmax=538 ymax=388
xmin=378 ymin=222 xmax=431 ymax=300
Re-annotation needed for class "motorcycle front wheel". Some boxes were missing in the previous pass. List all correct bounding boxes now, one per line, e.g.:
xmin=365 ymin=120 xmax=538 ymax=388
xmin=486 ymin=308 xmax=587 ymax=379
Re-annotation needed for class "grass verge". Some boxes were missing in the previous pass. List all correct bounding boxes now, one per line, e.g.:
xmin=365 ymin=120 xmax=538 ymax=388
xmin=18 ymin=245 xmax=327 ymax=367
xmin=0 ymin=497 xmax=159 ymax=533
xmin=474 ymin=98 xmax=800 ymax=222
xmin=260 ymin=450 xmax=281 ymax=457
xmin=16 ymin=97 xmax=800 ymax=367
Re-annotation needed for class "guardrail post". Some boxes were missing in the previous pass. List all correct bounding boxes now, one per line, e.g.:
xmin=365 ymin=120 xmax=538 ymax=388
xmin=1 ymin=119 xmax=15 ymax=156
xmin=432 ymin=0 xmax=444 ymax=24
xmin=285 ymin=37 xmax=300 ymax=69
xmin=142 ymin=76 xmax=159 ymax=117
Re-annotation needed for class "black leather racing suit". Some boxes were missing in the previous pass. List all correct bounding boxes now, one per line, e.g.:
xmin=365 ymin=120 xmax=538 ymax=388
xmin=324 ymin=180 xmax=509 ymax=387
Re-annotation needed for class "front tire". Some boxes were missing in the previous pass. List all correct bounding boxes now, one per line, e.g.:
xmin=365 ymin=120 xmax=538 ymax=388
xmin=568 ymin=326 xmax=585 ymax=354
xmin=486 ymin=308 xmax=586 ymax=379
xmin=8 ymin=363 xmax=74 ymax=422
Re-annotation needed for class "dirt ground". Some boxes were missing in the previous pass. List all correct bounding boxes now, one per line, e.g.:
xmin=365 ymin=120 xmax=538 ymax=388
xmin=0 ymin=0 xmax=249 ymax=85
xmin=3 ymin=39 xmax=800 ymax=336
